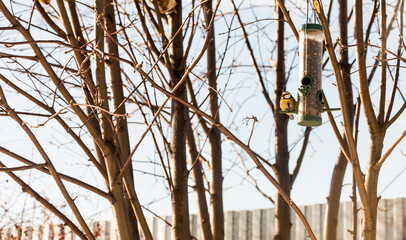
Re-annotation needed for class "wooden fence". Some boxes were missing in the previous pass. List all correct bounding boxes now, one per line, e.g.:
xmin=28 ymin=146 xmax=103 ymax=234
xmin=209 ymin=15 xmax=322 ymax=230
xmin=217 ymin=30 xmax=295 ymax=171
xmin=1 ymin=198 xmax=405 ymax=239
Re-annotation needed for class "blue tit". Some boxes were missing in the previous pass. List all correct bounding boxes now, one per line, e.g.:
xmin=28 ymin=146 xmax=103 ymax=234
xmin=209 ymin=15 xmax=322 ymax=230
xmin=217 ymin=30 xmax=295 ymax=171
xmin=280 ymin=91 xmax=296 ymax=120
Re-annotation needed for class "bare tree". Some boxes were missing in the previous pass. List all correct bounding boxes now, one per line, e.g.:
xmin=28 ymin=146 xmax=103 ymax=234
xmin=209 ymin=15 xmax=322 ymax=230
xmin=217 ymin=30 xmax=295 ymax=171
xmin=311 ymin=0 xmax=406 ymax=239
xmin=273 ymin=1 xmax=292 ymax=239
xmin=167 ymin=1 xmax=191 ymax=239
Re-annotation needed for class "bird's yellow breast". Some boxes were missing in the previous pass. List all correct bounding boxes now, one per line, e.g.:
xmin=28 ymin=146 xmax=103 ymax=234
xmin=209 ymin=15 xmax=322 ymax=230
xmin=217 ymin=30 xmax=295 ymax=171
xmin=280 ymin=98 xmax=296 ymax=112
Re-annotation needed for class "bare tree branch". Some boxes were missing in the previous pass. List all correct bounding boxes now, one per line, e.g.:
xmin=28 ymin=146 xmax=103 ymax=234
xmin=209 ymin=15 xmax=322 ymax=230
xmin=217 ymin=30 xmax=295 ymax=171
xmin=0 ymin=163 xmax=47 ymax=172
xmin=377 ymin=130 xmax=406 ymax=167
xmin=33 ymin=0 xmax=67 ymax=40
xmin=385 ymin=0 xmax=405 ymax=125
xmin=377 ymin=0 xmax=387 ymax=126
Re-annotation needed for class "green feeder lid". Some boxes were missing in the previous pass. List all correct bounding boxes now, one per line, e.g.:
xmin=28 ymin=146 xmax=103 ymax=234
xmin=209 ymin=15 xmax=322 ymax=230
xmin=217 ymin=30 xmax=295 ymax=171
xmin=299 ymin=23 xmax=323 ymax=32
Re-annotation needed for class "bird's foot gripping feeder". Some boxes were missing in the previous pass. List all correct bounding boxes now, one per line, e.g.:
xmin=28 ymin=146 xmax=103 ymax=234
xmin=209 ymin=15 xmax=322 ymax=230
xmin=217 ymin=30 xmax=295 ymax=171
xmin=297 ymin=23 xmax=324 ymax=127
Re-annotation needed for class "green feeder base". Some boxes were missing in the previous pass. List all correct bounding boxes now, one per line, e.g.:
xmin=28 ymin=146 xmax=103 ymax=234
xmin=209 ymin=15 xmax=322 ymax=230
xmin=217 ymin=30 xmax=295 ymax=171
xmin=297 ymin=115 xmax=322 ymax=127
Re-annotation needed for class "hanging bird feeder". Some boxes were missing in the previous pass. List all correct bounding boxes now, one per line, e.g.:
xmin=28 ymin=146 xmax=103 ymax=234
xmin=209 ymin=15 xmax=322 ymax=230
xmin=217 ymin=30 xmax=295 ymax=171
xmin=278 ymin=7 xmax=340 ymax=126
xmin=297 ymin=23 xmax=324 ymax=127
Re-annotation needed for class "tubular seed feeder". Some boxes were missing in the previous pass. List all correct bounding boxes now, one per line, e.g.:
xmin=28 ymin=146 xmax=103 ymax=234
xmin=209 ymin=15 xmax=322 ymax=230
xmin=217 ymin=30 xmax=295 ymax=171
xmin=297 ymin=23 xmax=324 ymax=127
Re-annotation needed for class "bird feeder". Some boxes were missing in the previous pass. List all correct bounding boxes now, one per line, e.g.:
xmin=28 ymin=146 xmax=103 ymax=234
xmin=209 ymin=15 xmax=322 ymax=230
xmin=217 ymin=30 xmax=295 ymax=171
xmin=297 ymin=23 xmax=323 ymax=127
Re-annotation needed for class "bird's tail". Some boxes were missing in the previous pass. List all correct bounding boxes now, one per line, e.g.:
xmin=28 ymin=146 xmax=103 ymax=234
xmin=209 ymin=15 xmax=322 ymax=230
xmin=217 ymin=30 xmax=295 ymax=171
xmin=289 ymin=114 xmax=294 ymax=120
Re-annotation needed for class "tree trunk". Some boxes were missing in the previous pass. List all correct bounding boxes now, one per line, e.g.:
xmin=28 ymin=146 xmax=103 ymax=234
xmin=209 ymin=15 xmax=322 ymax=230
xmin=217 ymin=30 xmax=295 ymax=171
xmin=362 ymin=136 xmax=384 ymax=240
xmin=354 ymin=0 xmax=389 ymax=238
xmin=324 ymin=0 xmax=354 ymax=238
xmin=104 ymin=150 xmax=133 ymax=240
xmin=104 ymin=0 xmax=139 ymax=238
xmin=362 ymin=3 xmax=387 ymax=238
xmin=94 ymin=0 xmax=109 ymax=174
xmin=168 ymin=1 xmax=191 ymax=239
xmin=201 ymin=1 xmax=224 ymax=239
xmin=273 ymin=2 xmax=291 ymax=239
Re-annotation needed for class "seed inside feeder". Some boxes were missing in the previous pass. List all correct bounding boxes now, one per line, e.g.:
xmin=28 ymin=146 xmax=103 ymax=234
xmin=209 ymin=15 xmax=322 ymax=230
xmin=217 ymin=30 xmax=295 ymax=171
xmin=297 ymin=24 xmax=323 ymax=127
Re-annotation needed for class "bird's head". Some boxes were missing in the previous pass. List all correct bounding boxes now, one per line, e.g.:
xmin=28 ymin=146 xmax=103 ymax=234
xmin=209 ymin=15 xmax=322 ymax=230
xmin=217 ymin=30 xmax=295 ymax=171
xmin=282 ymin=91 xmax=292 ymax=99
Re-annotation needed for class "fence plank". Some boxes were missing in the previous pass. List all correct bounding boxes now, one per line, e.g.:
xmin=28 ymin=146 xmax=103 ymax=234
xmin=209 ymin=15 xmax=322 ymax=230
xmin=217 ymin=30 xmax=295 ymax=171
xmin=312 ymin=204 xmax=324 ymax=239
xmin=238 ymin=210 xmax=247 ymax=240
xmin=393 ymin=198 xmax=405 ymax=240
xmin=336 ymin=199 xmax=345 ymax=240
xmin=303 ymin=205 xmax=313 ymax=239
xmin=251 ymin=209 xmax=261 ymax=240
xmin=144 ymin=215 xmax=158 ymax=239
xmin=265 ymin=208 xmax=274 ymax=239
xmin=356 ymin=201 xmax=362 ymax=240
xmin=156 ymin=216 xmax=166 ymax=240
xmin=293 ymin=205 xmax=306 ymax=240
xmin=386 ymin=199 xmax=394 ymax=240
xmin=190 ymin=214 xmax=200 ymax=240
xmin=344 ymin=201 xmax=353 ymax=240
xmin=165 ymin=216 xmax=172 ymax=240
xmin=377 ymin=199 xmax=386 ymax=240
xmin=238 ymin=210 xmax=252 ymax=240
xmin=290 ymin=208 xmax=296 ymax=240
xmin=225 ymin=211 xmax=237 ymax=240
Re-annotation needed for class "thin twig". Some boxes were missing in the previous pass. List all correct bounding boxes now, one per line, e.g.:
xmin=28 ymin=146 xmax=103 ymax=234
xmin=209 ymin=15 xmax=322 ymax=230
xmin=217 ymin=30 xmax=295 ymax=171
xmin=385 ymin=0 xmax=404 ymax=124
xmin=0 ymin=163 xmax=47 ymax=172
xmin=377 ymin=130 xmax=406 ymax=167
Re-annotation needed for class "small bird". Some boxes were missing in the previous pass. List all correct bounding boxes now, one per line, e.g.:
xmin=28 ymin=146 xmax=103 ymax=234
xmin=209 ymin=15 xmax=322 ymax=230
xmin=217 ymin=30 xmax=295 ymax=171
xmin=280 ymin=91 xmax=296 ymax=120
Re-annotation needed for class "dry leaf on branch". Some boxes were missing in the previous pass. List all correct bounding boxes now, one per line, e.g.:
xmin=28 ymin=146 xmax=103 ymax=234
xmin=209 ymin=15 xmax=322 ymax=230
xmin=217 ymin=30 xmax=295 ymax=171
xmin=151 ymin=0 xmax=177 ymax=14
xmin=39 ymin=0 xmax=51 ymax=5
